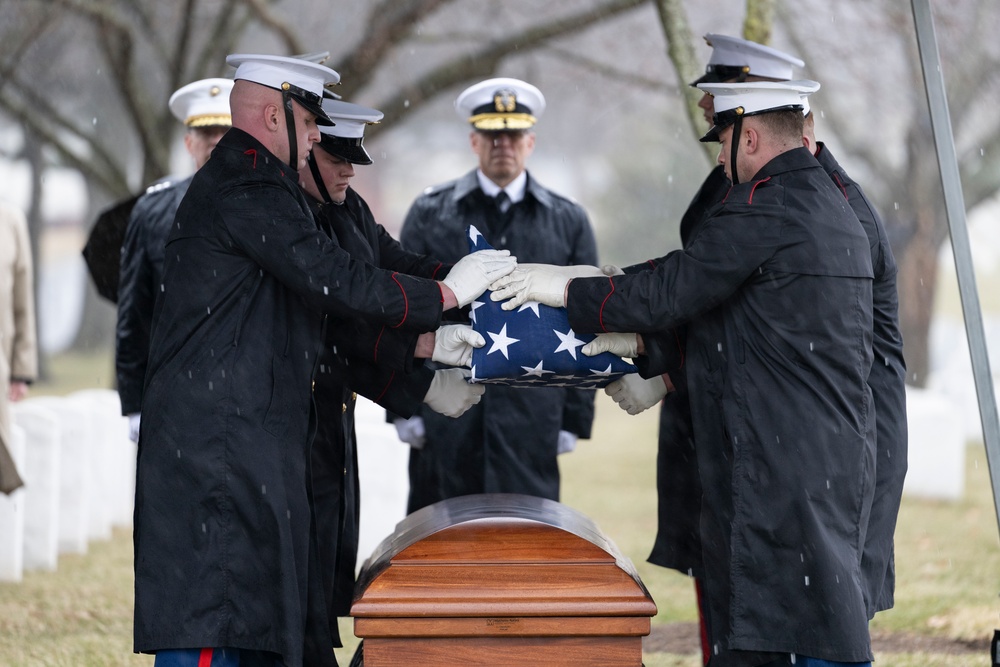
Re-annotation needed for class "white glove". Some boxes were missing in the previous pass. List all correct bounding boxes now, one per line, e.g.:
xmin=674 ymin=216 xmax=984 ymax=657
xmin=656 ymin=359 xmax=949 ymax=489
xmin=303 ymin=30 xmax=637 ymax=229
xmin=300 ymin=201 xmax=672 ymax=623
xmin=582 ymin=332 xmax=639 ymax=358
xmin=128 ymin=413 xmax=141 ymax=443
xmin=605 ymin=374 xmax=669 ymax=415
xmin=431 ymin=324 xmax=485 ymax=367
xmin=602 ymin=264 xmax=625 ymax=276
xmin=423 ymin=368 xmax=485 ymax=418
xmin=557 ymin=429 xmax=578 ymax=455
xmin=442 ymin=249 xmax=517 ymax=308
xmin=489 ymin=263 xmax=605 ymax=311
xmin=393 ymin=416 xmax=426 ymax=449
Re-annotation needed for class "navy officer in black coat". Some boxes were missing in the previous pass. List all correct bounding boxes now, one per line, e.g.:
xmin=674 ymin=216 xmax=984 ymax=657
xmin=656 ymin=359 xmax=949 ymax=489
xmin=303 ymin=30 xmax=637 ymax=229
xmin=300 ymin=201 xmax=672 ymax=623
xmin=491 ymin=80 xmax=876 ymax=667
xmin=134 ymin=54 xmax=515 ymax=667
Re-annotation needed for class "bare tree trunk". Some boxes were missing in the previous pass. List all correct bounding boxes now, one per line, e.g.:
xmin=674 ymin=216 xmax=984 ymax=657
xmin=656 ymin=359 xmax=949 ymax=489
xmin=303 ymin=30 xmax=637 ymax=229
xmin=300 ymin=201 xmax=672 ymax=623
xmin=742 ymin=0 xmax=775 ymax=43
xmin=22 ymin=128 xmax=48 ymax=382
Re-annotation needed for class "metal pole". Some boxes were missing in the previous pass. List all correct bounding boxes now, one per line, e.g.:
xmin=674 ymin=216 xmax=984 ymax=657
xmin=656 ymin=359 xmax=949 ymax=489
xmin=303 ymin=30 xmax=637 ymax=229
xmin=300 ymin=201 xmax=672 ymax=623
xmin=911 ymin=0 xmax=1000 ymax=538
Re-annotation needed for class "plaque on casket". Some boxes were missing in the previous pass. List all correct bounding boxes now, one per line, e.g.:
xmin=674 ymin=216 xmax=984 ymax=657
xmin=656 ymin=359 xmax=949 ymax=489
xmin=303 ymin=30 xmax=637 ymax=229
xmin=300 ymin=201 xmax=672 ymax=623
xmin=351 ymin=493 xmax=657 ymax=666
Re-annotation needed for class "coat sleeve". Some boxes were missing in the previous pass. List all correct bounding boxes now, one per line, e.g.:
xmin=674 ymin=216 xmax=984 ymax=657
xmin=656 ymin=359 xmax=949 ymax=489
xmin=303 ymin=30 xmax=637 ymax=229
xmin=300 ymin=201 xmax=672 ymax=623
xmin=222 ymin=183 xmax=443 ymax=333
xmin=566 ymin=202 xmax=781 ymax=335
xmin=560 ymin=204 xmax=599 ymax=440
xmin=326 ymin=317 xmax=423 ymax=375
xmin=115 ymin=195 xmax=158 ymax=415
xmin=8 ymin=206 xmax=36 ymax=383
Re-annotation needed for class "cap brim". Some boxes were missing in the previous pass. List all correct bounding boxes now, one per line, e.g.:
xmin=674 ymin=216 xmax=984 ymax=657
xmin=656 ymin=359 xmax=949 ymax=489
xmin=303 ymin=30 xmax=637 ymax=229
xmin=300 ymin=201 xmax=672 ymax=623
xmin=318 ymin=138 xmax=372 ymax=165
xmin=296 ymin=96 xmax=334 ymax=126
xmin=700 ymin=125 xmax=722 ymax=143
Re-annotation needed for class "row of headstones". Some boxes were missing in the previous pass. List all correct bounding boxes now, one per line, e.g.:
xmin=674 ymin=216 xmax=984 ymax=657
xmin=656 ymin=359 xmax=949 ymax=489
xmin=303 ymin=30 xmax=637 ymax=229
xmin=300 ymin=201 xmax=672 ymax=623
xmin=0 ymin=389 xmax=136 ymax=582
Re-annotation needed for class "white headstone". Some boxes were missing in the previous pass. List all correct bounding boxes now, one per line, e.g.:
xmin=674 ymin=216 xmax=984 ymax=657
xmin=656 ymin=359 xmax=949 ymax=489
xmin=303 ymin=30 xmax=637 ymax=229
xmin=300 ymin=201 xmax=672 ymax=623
xmin=30 ymin=396 xmax=91 ymax=555
xmin=903 ymin=386 xmax=965 ymax=500
xmin=12 ymin=400 xmax=61 ymax=571
xmin=0 ymin=423 xmax=27 ymax=581
xmin=354 ymin=397 xmax=410 ymax=567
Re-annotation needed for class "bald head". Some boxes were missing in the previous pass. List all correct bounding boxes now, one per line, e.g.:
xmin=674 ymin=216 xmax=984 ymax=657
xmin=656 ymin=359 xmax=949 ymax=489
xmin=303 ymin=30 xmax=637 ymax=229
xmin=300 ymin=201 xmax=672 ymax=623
xmin=228 ymin=79 xmax=321 ymax=170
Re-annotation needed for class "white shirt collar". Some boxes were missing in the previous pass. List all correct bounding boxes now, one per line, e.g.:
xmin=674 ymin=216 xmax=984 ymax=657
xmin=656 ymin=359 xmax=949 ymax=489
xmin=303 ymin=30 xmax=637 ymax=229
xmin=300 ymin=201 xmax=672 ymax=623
xmin=476 ymin=170 xmax=527 ymax=204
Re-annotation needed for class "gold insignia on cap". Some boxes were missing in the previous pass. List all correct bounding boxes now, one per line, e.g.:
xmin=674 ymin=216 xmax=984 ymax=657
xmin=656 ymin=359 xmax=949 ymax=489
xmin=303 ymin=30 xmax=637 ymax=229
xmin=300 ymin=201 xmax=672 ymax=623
xmin=210 ymin=86 xmax=222 ymax=97
xmin=493 ymin=89 xmax=517 ymax=113
xmin=735 ymin=106 xmax=745 ymax=116
xmin=281 ymin=82 xmax=291 ymax=91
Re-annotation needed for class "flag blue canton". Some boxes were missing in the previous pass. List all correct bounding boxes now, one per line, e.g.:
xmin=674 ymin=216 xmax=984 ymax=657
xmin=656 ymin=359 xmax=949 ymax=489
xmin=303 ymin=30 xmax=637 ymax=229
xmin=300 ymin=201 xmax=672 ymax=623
xmin=465 ymin=225 xmax=637 ymax=388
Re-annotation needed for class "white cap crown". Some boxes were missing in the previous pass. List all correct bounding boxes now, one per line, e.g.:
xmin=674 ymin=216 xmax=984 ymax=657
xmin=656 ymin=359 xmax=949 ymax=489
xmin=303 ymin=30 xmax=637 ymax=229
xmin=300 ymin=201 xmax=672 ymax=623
xmin=168 ymin=78 xmax=234 ymax=127
xmin=455 ymin=77 xmax=546 ymax=130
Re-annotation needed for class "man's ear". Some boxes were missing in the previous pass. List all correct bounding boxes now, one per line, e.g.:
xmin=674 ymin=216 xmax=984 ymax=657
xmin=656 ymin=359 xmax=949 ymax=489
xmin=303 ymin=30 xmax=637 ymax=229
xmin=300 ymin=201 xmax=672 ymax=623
xmin=265 ymin=103 xmax=281 ymax=131
xmin=744 ymin=126 xmax=759 ymax=154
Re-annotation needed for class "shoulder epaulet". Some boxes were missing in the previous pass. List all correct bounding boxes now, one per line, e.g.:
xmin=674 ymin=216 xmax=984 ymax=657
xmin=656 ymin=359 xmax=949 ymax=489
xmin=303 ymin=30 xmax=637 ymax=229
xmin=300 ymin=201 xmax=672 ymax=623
xmin=144 ymin=177 xmax=176 ymax=195
xmin=421 ymin=181 xmax=454 ymax=197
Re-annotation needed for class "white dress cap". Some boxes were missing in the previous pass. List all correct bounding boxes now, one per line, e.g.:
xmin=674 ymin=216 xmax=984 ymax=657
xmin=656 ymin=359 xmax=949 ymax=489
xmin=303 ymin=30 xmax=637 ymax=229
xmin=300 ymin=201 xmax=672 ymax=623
xmin=226 ymin=53 xmax=340 ymax=123
xmin=696 ymin=79 xmax=820 ymax=142
xmin=319 ymin=100 xmax=383 ymax=140
xmin=168 ymin=78 xmax=234 ymax=127
xmin=692 ymin=34 xmax=804 ymax=85
xmin=454 ymin=77 xmax=546 ymax=130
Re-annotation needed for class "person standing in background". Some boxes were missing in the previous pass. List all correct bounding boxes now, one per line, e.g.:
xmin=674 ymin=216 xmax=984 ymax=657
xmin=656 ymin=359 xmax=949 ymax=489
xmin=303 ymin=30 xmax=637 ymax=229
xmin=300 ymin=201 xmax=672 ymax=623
xmin=0 ymin=201 xmax=37 ymax=495
xmin=115 ymin=77 xmax=233 ymax=442
xmin=396 ymin=77 xmax=599 ymax=513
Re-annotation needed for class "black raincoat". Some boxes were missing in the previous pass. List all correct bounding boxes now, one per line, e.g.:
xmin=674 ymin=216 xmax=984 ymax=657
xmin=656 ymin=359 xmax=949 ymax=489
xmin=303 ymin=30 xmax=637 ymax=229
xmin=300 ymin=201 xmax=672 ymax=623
xmin=133 ymin=129 xmax=443 ymax=666
xmin=308 ymin=187 xmax=448 ymax=625
xmin=398 ymin=170 xmax=597 ymax=512
xmin=116 ymin=175 xmax=191 ymax=416
xmin=567 ymin=148 xmax=877 ymax=665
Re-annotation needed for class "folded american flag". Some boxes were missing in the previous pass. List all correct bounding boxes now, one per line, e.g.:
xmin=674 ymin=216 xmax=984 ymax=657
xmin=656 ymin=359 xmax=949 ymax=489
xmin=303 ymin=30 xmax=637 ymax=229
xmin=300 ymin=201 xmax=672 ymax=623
xmin=466 ymin=226 xmax=637 ymax=388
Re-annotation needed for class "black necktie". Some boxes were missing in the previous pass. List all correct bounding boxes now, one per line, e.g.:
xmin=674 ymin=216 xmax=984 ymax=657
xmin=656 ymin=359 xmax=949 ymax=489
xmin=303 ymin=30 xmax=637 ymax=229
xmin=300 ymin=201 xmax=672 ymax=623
xmin=495 ymin=190 xmax=511 ymax=214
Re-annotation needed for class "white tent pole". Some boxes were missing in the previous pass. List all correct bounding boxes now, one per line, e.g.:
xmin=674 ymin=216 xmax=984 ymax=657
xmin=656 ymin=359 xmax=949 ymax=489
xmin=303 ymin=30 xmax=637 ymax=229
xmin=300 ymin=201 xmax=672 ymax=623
xmin=911 ymin=0 xmax=1000 ymax=538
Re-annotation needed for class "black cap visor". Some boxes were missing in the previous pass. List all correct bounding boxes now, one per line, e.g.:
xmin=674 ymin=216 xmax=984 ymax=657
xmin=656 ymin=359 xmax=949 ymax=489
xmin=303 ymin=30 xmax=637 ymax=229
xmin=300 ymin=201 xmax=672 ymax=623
xmin=317 ymin=135 xmax=373 ymax=165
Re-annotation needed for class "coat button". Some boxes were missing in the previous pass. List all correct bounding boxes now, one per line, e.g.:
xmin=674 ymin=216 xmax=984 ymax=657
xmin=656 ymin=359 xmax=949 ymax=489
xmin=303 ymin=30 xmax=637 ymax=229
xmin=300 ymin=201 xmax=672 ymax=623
xmin=351 ymin=392 xmax=357 ymax=401
xmin=342 ymin=403 xmax=347 ymax=414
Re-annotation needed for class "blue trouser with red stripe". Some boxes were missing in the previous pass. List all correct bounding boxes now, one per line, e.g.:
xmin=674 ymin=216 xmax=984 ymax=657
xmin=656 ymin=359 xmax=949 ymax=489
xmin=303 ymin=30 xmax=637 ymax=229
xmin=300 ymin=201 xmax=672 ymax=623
xmin=153 ymin=648 xmax=284 ymax=667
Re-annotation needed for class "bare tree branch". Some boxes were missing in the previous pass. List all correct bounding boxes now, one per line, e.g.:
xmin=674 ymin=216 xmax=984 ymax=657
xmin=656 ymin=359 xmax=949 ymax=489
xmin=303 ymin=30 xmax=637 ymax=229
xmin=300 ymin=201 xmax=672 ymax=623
xmin=652 ymin=0 xmax=713 ymax=165
xmin=367 ymin=0 xmax=650 ymax=136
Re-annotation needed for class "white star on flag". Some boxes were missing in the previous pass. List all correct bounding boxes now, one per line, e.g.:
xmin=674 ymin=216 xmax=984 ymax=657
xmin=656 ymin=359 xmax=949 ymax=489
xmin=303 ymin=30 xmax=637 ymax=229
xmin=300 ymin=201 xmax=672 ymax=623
xmin=553 ymin=328 xmax=585 ymax=360
xmin=521 ymin=360 xmax=554 ymax=377
xmin=487 ymin=323 xmax=520 ymax=359
xmin=470 ymin=299 xmax=485 ymax=324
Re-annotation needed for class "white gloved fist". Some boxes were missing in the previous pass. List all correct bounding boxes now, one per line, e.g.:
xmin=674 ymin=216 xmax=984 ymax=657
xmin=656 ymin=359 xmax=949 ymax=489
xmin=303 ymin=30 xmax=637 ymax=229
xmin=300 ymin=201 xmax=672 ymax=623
xmin=489 ymin=263 xmax=605 ymax=311
xmin=128 ymin=412 xmax=141 ymax=443
xmin=557 ymin=429 xmax=578 ymax=455
xmin=393 ymin=416 xmax=426 ymax=449
xmin=582 ymin=332 xmax=639 ymax=358
xmin=605 ymin=374 xmax=669 ymax=415
xmin=423 ymin=368 xmax=485 ymax=418
xmin=431 ymin=324 xmax=485 ymax=367
xmin=442 ymin=249 xmax=517 ymax=308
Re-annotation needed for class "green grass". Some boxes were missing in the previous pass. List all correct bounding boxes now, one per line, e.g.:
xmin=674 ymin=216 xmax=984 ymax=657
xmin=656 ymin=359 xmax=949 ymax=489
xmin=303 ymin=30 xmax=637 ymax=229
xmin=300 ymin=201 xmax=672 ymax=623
xmin=3 ymin=350 xmax=998 ymax=665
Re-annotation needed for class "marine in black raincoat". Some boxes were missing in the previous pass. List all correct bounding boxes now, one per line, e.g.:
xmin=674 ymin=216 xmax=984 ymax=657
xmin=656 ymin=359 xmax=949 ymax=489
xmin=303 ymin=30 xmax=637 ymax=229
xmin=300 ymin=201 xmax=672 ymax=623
xmin=566 ymin=147 xmax=877 ymax=665
xmin=133 ymin=128 xmax=446 ymax=666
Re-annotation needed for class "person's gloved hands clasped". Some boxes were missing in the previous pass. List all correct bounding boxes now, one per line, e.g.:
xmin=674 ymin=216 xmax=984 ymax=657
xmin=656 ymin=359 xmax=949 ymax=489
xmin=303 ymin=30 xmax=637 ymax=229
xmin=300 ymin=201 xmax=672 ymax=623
xmin=605 ymin=374 xmax=669 ymax=415
xmin=442 ymin=249 xmax=517 ymax=307
xmin=431 ymin=324 xmax=485 ymax=367
xmin=423 ymin=368 xmax=484 ymax=418
xmin=393 ymin=416 xmax=426 ymax=449
xmin=489 ymin=263 xmax=605 ymax=311
xmin=581 ymin=332 xmax=639 ymax=359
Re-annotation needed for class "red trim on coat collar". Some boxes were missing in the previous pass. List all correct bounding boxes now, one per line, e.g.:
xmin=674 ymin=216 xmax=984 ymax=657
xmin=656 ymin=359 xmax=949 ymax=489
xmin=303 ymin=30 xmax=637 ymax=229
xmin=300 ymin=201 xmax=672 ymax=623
xmin=747 ymin=176 xmax=772 ymax=205
xmin=243 ymin=149 xmax=258 ymax=169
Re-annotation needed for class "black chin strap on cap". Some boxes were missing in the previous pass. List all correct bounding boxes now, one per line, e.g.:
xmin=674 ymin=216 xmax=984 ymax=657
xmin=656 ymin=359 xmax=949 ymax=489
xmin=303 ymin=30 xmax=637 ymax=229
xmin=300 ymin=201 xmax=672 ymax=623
xmin=730 ymin=114 xmax=744 ymax=186
xmin=306 ymin=152 xmax=334 ymax=204
xmin=282 ymin=90 xmax=298 ymax=169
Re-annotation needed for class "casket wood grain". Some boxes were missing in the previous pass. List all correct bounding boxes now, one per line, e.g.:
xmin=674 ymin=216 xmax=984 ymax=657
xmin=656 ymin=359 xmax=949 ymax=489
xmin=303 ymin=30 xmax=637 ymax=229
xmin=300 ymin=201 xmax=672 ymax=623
xmin=351 ymin=493 xmax=657 ymax=666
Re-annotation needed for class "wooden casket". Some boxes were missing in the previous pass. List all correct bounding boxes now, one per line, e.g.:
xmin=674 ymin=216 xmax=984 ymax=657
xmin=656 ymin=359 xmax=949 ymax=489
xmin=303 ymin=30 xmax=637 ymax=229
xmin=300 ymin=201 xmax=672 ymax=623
xmin=351 ymin=493 xmax=657 ymax=666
